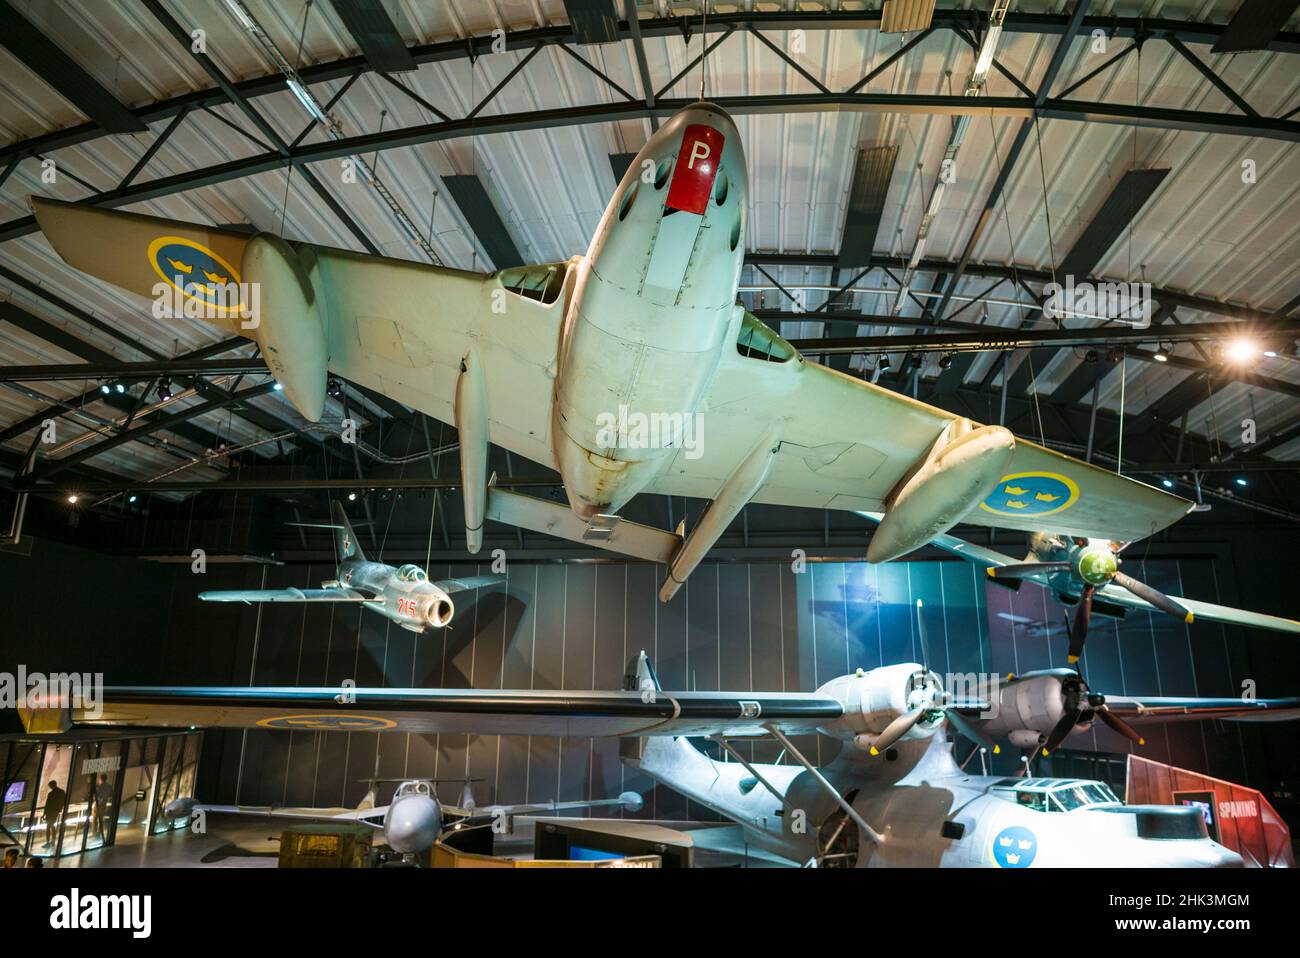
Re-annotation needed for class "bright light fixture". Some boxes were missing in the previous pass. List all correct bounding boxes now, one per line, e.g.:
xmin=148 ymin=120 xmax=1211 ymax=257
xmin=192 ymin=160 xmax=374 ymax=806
xmin=1224 ymin=338 xmax=1259 ymax=363
xmin=67 ymin=494 xmax=78 ymax=504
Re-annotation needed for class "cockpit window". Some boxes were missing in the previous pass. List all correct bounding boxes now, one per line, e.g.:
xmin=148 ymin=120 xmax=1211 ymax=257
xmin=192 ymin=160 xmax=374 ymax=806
xmin=1004 ymin=779 xmax=1120 ymax=813
xmin=1015 ymin=791 xmax=1047 ymax=812
xmin=396 ymin=564 xmax=427 ymax=583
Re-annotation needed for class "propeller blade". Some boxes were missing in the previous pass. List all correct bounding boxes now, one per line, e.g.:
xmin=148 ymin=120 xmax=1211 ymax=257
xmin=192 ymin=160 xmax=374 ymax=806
xmin=1067 ymin=585 xmax=1094 ymax=664
xmin=1113 ymin=571 xmax=1194 ymax=624
xmin=869 ymin=708 xmax=924 ymax=755
xmin=986 ymin=561 xmax=1071 ymax=581
xmin=944 ymin=708 xmax=1001 ymax=755
xmin=1042 ymin=708 xmax=1083 ymax=754
xmin=1097 ymin=706 xmax=1146 ymax=746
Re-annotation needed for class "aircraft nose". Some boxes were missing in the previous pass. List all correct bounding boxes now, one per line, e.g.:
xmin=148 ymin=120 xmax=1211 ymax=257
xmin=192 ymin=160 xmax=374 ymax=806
xmin=384 ymin=797 xmax=441 ymax=854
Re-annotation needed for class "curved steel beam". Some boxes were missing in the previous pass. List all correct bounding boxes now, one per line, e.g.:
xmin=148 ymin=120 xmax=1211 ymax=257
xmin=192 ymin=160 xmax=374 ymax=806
xmin=0 ymin=10 xmax=1295 ymax=165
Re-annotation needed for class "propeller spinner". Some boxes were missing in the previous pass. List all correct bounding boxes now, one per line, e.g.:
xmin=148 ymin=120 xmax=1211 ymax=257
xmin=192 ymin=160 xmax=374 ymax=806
xmin=988 ymin=538 xmax=1193 ymax=663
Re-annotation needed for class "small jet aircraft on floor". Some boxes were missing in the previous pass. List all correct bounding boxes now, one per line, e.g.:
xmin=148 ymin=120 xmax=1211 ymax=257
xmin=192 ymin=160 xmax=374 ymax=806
xmin=23 ymin=642 xmax=1297 ymax=867
xmin=33 ymin=101 xmax=1196 ymax=602
xmin=858 ymin=512 xmax=1300 ymax=662
xmin=164 ymin=776 xmax=641 ymax=857
xmin=198 ymin=502 xmax=503 ymax=633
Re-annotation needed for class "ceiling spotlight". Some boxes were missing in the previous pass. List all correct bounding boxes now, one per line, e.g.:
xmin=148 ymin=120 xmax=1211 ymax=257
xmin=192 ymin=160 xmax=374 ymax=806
xmin=157 ymin=378 xmax=173 ymax=401
xmin=347 ymin=492 xmax=357 ymax=501
xmin=1153 ymin=347 xmax=1169 ymax=362
xmin=99 ymin=383 xmax=111 ymax=395
xmin=1264 ymin=349 xmax=1278 ymax=358
xmin=1161 ymin=478 xmax=1174 ymax=489
xmin=114 ymin=382 xmax=126 ymax=394
xmin=1224 ymin=338 xmax=1259 ymax=364
xmin=1235 ymin=477 xmax=1248 ymax=487
xmin=938 ymin=353 xmax=953 ymax=370
xmin=66 ymin=494 xmax=78 ymax=504
xmin=327 ymin=377 xmax=344 ymax=399
xmin=128 ymin=494 xmax=138 ymax=503
xmin=273 ymin=382 xmax=283 ymax=391
xmin=1084 ymin=349 xmax=1098 ymax=364
xmin=878 ymin=354 xmax=892 ymax=371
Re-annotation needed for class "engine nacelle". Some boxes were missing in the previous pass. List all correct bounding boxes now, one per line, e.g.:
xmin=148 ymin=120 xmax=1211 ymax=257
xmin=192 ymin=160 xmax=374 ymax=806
xmin=867 ymin=419 xmax=1015 ymax=563
xmin=977 ymin=670 xmax=1090 ymax=741
xmin=240 ymin=233 xmax=327 ymax=422
xmin=817 ymin=663 xmax=945 ymax=749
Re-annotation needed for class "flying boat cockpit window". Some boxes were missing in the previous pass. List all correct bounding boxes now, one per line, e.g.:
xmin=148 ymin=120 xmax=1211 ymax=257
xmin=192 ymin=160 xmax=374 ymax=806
xmin=1015 ymin=791 xmax=1048 ymax=813
xmin=396 ymin=564 xmax=427 ymax=583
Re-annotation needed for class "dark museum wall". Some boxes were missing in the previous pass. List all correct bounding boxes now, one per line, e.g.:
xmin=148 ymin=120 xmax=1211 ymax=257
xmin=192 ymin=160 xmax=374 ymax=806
xmin=2 ymin=521 xmax=1298 ymax=827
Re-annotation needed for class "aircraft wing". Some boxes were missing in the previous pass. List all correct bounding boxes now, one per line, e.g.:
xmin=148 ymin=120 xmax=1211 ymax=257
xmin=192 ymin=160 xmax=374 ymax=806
xmin=30 ymin=197 xmax=563 ymax=466
xmin=648 ymin=313 xmax=1190 ymax=543
xmin=25 ymin=685 xmax=844 ymax=738
xmin=1093 ymin=584 xmax=1300 ymax=636
xmin=447 ymin=794 xmax=639 ymax=820
xmin=434 ymin=573 xmax=507 ymax=595
xmin=198 ymin=588 xmax=378 ymax=604
xmin=1097 ymin=695 xmax=1300 ymax=725
xmin=189 ymin=803 xmax=384 ymax=826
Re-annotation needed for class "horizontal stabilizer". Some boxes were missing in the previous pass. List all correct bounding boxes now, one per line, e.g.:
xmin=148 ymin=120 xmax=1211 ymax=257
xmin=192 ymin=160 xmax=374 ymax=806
xmin=486 ymin=487 xmax=681 ymax=564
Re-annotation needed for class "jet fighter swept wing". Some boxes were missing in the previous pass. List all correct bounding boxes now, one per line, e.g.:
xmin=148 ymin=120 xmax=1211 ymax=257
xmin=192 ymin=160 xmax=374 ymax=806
xmin=198 ymin=587 xmax=378 ymax=605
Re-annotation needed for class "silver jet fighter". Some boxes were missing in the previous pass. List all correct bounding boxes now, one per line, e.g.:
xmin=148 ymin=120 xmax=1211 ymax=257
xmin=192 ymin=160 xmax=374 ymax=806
xmin=199 ymin=501 xmax=503 ymax=633
xmin=164 ymin=777 xmax=642 ymax=857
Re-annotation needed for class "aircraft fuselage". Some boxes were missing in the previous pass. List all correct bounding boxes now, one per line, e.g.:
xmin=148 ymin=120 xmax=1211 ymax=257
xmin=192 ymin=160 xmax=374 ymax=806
xmin=552 ymin=104 xmax=748 ymax=518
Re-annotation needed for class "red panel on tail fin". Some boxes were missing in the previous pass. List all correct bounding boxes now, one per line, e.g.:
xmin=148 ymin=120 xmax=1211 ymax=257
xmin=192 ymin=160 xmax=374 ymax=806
xmin=666 ymin=124 xmax=725 ymax=214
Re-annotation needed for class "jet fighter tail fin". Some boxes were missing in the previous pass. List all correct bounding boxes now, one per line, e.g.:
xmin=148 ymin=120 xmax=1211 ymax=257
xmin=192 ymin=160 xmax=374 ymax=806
xmin=331 ymin=501 xmax=367 ymax=564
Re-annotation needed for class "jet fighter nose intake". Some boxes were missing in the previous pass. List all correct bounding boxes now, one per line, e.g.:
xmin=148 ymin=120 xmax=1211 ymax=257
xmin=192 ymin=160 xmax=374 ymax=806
xmin=425 ymin=598 xmax=453 ymax=629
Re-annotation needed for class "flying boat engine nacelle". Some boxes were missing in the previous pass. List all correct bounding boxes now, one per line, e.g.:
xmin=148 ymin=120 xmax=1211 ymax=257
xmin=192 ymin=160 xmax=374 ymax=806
xmin=817 ymin=663 xmax=946 ymax=751
xmin=978 ymin=670 xmax=1086 ymax=739
xmin=866 ymin=419 xmax=1015 ymax=563
xmin=382 ymin=782 xmax=442 ymax=854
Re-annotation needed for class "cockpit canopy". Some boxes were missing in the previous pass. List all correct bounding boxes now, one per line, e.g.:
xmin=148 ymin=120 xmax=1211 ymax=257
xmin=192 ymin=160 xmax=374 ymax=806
xmin=395 ymin=780 xmax=433 ymax=798
xmin=993 ymin=777 xmax=1121 ymax=813
xmin=396 ymin=564 xmax=428 ymax=583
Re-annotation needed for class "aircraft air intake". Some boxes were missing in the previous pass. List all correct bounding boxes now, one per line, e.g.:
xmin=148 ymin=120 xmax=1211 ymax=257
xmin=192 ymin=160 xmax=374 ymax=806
xmin=425 ymin=597 xmax=453 ymax=629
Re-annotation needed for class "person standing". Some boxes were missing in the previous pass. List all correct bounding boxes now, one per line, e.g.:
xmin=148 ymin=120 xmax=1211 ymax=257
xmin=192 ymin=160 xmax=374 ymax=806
xmin=41 ymin=780 xmax=65 ymax=851
xmin=93 ymin=774 xmax=114 ymax=838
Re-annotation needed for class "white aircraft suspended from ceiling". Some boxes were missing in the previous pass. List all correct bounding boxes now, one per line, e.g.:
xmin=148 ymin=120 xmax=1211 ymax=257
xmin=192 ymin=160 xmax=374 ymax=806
xmin=33 ymin=102 xmax=1195 ymax=600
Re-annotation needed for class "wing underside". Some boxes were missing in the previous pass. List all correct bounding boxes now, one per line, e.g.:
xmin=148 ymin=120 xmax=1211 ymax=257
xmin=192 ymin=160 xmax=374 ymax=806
xmin=40 ymin=686 xmax=844 ymax=739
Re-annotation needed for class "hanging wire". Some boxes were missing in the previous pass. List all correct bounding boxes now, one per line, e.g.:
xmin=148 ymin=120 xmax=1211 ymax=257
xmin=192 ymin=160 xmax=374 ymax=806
xmin=699 ymin=0 xmax=709 ymax=100
xmin=1116 ymin=354 xmax=1127 ymax=474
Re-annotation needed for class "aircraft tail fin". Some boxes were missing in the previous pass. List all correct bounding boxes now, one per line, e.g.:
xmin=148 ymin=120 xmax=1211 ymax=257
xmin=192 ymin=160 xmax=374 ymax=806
xmin=331 ymin=501 xmax=367 ymax=564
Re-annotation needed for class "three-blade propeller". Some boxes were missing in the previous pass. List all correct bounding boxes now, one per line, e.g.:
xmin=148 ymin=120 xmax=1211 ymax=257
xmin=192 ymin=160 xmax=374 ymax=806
xmin=1040 ymin=672 xmax=1144 ymax=756
xmin=988 ymin=542 xmax=1193 ymax=663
